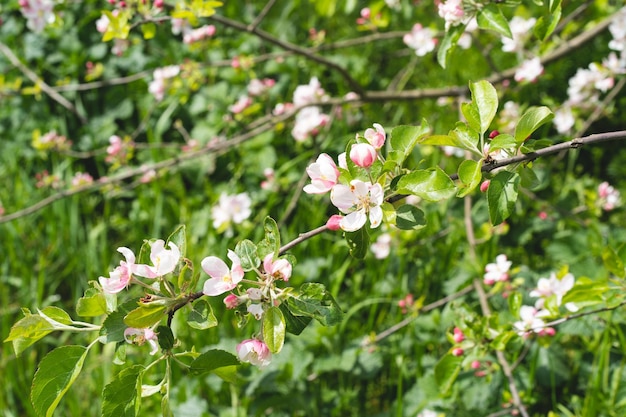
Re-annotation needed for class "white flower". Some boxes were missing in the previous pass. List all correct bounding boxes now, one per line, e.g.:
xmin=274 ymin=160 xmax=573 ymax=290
xmin=291 ymin=106 xmax=329 ymax=142
xmin=514 ymin=57 xmax=544 ymax=83
xmin=514 ymin=305 xmax=545 ymax=337
xmin=293 ymin=77 xmax=327 ymax=107
xmin=483 ymin=254 xmax=512 ymax=285
xmin=212 ymin=192 xmax=252 ymax=229
xmin=403 ymin=24 xmax=437 ymax=57
xmin=553 ymin=106 xmax=575 ymax=134
xmin=502 ymin=17 xmax=536 ymax=53
xmin=330 ymin=180 xmax=384 ymax=232
xmin=370 ymin=233 xmax=391 ymax=259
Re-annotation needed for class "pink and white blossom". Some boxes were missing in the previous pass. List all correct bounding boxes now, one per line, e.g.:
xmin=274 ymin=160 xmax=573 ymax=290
xmin=124 ymin=327 xmax=159 ymax=355
xmin=553 ymin=106 xmax=575 ymax=134
xmin=598 ymin=181 xmax=621 ymax=211
xmin=403 ymin=24 xmax=437 ymax=57
xmin=370 ymin=233 xmax=391 ymax=259
xmin=293 ymin=77 xmax=327 ymax=107
xmin=236 ymin=339 xmax=272 ymax=367
xmin=20 ymin=0 xmax=55 ymax=33
xmin=148 ymin=65 xmax=180 ymax=101
xmin=438 ymin=0 xmax=465 ymax=29
xmin=228 ymin=95 xmax=253 ymax=114
xmin=514 ymin=57 xmax=544 ymax=83
xmin=291 ymin=106 xmax=329 ymax=141
xmin=263 ymin=254 xmax=292 ymax=282
xmin=502 ymin=17 xmax=536 ymax=53
xmin=223 ymin=293 xmax=240 ymax=309
xmin=183 ymin=24 xmax=216 ymax=44
xmin=247 ymin=78 xmax=276 ymax=96
xmin=330 ymin=180 xmax=384 ymax=232
xmin=202 ymin=250 xmax=245 ymax=296
xmin=211 ymin=192 xmax=252 ymax=229
xmin=364 ymin=123 xmax=386 ymax=149
xmin=513 ymin=305 xmax=545 ymax=337
xmin=530 ymin=272 xmax=577 ymax=311
xmin=247 ymin=303 xmax=264 ymax=320
xmin=483 ymin=254 xmax=512 ymax=285
xmin=98 ymin=247 xmax=138 ymax=294
xmin=349 ymin=143 xmax=377 ymax=168
xmin=71 ymin=172 xmax=94 ymax=188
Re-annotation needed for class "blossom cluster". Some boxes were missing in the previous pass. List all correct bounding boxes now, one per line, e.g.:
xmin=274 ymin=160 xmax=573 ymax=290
xmin=290 ymin=77 xmax=330 ymax=142
xmin=19 ymin=0 xmax=55 ymax=33
xmin=303 ymin=124 xmax=388 ymax=232
xmin=148 ymin=65 xmax=180 ymax=101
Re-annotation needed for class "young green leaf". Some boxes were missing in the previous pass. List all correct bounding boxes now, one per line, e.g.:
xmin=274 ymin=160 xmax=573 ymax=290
xmin=76 ymin=287 xmax=107 ymax=317
xmin=263 ymin=306 xmax=286 ymax=354
xmin=167 ymin=225 xmax=186 ymax=259
xmin=187 ymin=298 xmax=218 ymax=330
xmin=469 ymin=80 xmax=498 ymax=135
xmin=397 ymin=167 xmax=457 ymax=202
xmin=437 ymin=24 xmax=465 ymax=68
xmin=456 ymin=159 xmax=483 ymax=197
xmin=101 ymin=365 xmax=144 ymax=417
xmin=487 ymin=171 xmax=520 ymax=225
xmin=286 ymin=283 xmax=343 ymax=326
xmin=235 ymin=239 xmax=260 ymax=271
xmin=514 ymin=106 xmax=554 ymax=144
xmin=434 ymin=353 xmax=463 ymax=395
xmin=279 ymin=303 xmax=312 ymax=335
xmin=602 ymin=246 xmax=625 ymax=279
xmin=420 ymin=123 xmax=482 ymax=156
xmin=256 ymin=216 xmax=281 ymax=260
xmin=5 ymin=314 xmax=55 ymax=356
xmin=123 ymin=304 xmax=167 ymax=329
xmin=189 ymin=349 xmax=240 ymax=375
xmin=388 ymin=121 xmax=430 ymax=166
xmin=31 ymin=345 xmax=89 ymax=417
xmin=477 ymin=4 xmax=512 ymax=38
xmin=100 ymin=300 xmax=138 ymax=344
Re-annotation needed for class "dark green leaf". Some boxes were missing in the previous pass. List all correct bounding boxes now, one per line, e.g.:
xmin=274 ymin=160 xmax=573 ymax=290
xmin=345 ymin=227 xmax=369 ymax=259
xmin=487 ymin=171 xmax=520 ymax=224
xmin=101 ymin=365 xmax=144 ymax=417
xmin=438 ymin=24 xmax=465 ymax=68
xmin=286 ymin=283 xmax=343 ymax=326
xmin=395 ymin=205 xmax=426 ymax=230
xmin=156 ymin=325 xmax=174 ymax=351
xmin=100 ymin=300 xmax=137 ymax=343
xmin=31 ymin=346 xmax=89 ymax=417
xmin=279 ymin=303 xmax=312 ymax=335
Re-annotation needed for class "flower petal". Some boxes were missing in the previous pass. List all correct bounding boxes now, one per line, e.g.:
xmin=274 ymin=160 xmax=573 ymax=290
xmin=340 ymin=209 xmax=367 ymax=232
xmin=201 ymin=256 xmax=229 ymax=279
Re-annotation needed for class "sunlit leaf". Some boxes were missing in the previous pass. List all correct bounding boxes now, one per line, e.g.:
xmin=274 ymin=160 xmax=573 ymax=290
xmin=487 ymin=171 xmax=520 ymax=224
xmin=263 ymin=306 xmax=286 ymax=354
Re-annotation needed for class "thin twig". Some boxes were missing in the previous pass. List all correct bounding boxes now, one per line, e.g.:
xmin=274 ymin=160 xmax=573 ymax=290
xmin=248 ymin=0 xmax=277 ymax=31
xmin=0 ymin=42 xmax=87 ymax=124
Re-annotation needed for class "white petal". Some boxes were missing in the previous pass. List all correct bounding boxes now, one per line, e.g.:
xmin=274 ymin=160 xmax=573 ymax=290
xmin=340 ymin=209 xmax=367 ymax=232
xmin=201 ymin=256 xmax=229 ymax=278
xmin=369 ymin=206 xmax=383 ymax=228
xmin=331 ymin=184 xmax=357 ymax=211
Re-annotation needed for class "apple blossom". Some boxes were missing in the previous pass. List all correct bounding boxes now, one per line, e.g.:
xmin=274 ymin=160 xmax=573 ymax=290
xmin=303 ymin=153 xmax=340 ymax=194
xmin=417 ymin=410 xmax=438 ymax=417
xmin=529 ymin=272 xmax=574 ymax=306
xmin=483 ymin=254 xmax=512 ymax=285
xmin=223 ymin=293 xmax=240 ymax=309
xmin=501 ymin=17 xmax=536 ymax=53
xmin=370 ymin=233 xmax=391 ymax=259
xmin=363 ymin=123 xmax=387 ymax=149
xmin=263 ymin=254 xmax=292 ymax=282
xmin=326 ymin=214 xmax=343 ymax=231
xmin=451 ymin=347 xmax=464 ymax=357
xmin=98 ymin=247 xmax=138 ymax=294
xmin=452 ymin=327 xmax=465 ymax=344
xmin=438 ymin=0 xmax=465 ymax=29
xmin=330 ymin=180 xmax=384 ymax=232
xmin=513 ymin=305 xmax=545 ymax=337
xmin=273 ymin=102 xmax=294 ymax=116
xmin=291 ymin=106 xmax=329 ymax=142
xmin=71 ymin=172 xmax=94 ymax=188
xmin=171 ymin=18 xmax=192 ymax=36
xmin=514 ymin=57 xmax=544 ymax=83
xmin=183 ymin=24 xmax=216 ymax=44
xmin=132 ymin=239 xmax=180 ymax=278
xmin=247 ymin=303 xmax=264 ymax=320
xmin=202 ymin=250 xmax=245 ymax=296
xmin=349 ymin=143 xmax=377 ymax=168
xmin=20 ymin=0 xmax=55 ymax=33
xmin=124 ymin=327 xmax=159 ymax=355
xmin=403 ymin=24 xmax=437 ymax=57
xmin=598 ymin=181 xmax=621 ymax=211
xmin=480 ymin=180 xmax=490 ymax=193
xmin=471 ymin=360 xmax=481 ymax=370
xmin=211 ymin=192 xmax=252 ymax=230
xmin=229 ymin=95 xmax=253 ymax=114
xmin=236 ymin=339 xmax=272 ymax=367
xmin=293 ymin=77 xmax=327 ymax=107
xmin=553 ymin=106 xmax=575 ymax=134
xmin=247 ymin=78 xmax=275 ymax=96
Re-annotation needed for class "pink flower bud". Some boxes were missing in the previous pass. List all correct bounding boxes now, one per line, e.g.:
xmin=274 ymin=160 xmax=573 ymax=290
xmin=471 ymin=360 xmax=481 ymax=369
xmin=154 ymin=0 xmax=164 ymax=7
xmin=452 ymin=347 xmax=464 ymax=357
xmin=538 ymin=211 xmax=548 ymax=220
xmin=489 ymin=130 xmax=499 ymax=139
xmin=453 ymin=327 xmax=465 ymax=343
xmin=326 ymin=214 xmax=343 ymax=231
xmin=350 ymin=143 xmax=377 ymax=168
xmin=223 ymin=293 xmax=240 ymax=309
xmin=360 ymin=7 xmax=371 ymax=19
xmin=480 ymin=180 xmax=490 ymax=193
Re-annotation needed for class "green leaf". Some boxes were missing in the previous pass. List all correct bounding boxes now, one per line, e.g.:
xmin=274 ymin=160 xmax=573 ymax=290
xmin=286 ymin=283 xmax=343 ymax=326
xmin=234 ymin=239 xmax=260 ymax=271
xmin=508 ymin=291 xmax=522 ymax=318
xmin=263 ymin=306 xmax=286 ymax=354
xmin=76 ymin=287 xmax=107 ymax=317
xmin=279 ymin=303 xmax=312 ymax=335
xmin=100 ymin=300 xmax=137 ymax=343
xmin=345 ymin=227 xmax=369 ymax=259
xmin=167 ymin=225 xmax=186 ymax=259
xmin=461 ymin=101 xmax=481 ymax=135
xmin=491 ymin=331 xmax=517 ymax=351
xmin=434 ymin=353 xmax=463 ymax=395
xmin=437 ymin=24 xmax=465 ymax=68
xmin=388 ymin=121 xmax=430 ymax=166
xmin=395 ymin=205 xmax=426 ymax=230
xmin=397 ymin=166 xmax=457 ymax=202
xmin=123 ymin=304 xmax=166 ymax=329
xmin=39 ymin=306 xmax=73 ymax=325
xmin=469 ymin=80 xmax=498 ymax=135
xmin=514 ymin=106 xmax=554 ymax=144
xmin=101 ymin=365 xmax=144 ymax=417
xmin=534 ymin=6 xmax=561 ymax=41
xmin=141 ymin=22 xmax=156 ymax=40
xmin=189 ymin=349 xmax=240 ymax=376
xmin=5 ymin=314 xmax=54 ymax=356
xmin=476 ymin=4 xmax=512 ymax=38
xmin=457 ymin=159 xmax=483 ymax=197
xmin=256 ymin=216 xmax=281 ymax=260
xmin=156 ymin=325 xmax=175 ymax=351
xmin=420 ymin=123 xmax=481 ymax=156
xmin=187 ymin=298 xmax=218 ymax=330
xmin=489 ymin=133 xmax=516 ymax=153
xmin=602 ymin=246 xmax=625 ymax=278
xmin=31 ymin=346 xmax=89 ymax=417
xmin=212 ymin=365 xmax=240 ymax=384
xmin=487 ymin=171 xmax=520 ymax=224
